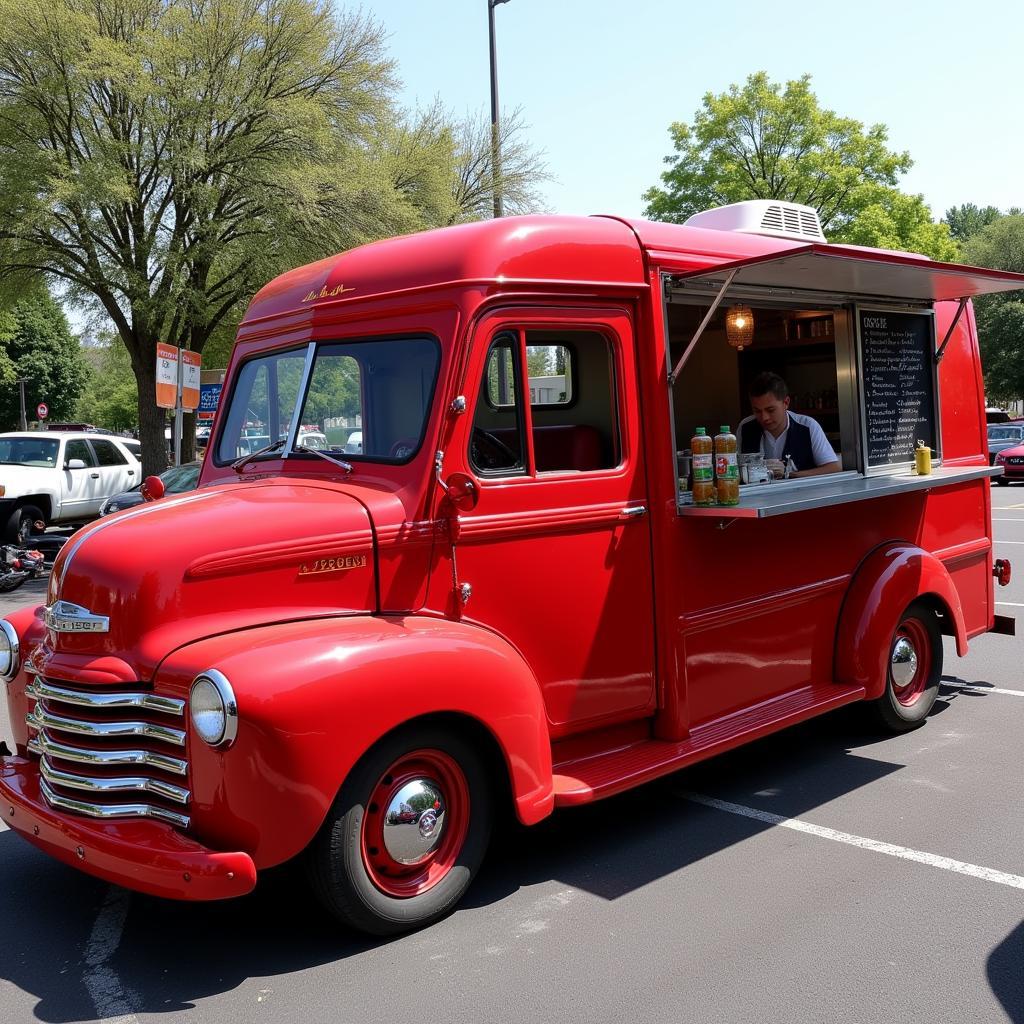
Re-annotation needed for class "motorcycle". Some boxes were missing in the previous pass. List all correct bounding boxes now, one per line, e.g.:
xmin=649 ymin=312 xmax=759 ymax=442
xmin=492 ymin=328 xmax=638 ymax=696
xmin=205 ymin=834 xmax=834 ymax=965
xmin=0 ymin=542 xmax=47 ymax=593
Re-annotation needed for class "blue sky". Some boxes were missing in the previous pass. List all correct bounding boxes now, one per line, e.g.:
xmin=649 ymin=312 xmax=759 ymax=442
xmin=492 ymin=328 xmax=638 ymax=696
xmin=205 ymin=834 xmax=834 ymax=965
xmin=356 ymin=0 xmax=1023 ymax=224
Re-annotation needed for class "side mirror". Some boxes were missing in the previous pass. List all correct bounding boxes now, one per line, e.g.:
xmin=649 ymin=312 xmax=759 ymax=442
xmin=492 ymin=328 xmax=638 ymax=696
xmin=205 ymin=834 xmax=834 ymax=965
xmin=141 ymin=475 xmax=165 ymax=501
xmin=65 ymin=458 xmax=87 ymax=470
xmin=444 ymin=472 xmax=478 ymax=512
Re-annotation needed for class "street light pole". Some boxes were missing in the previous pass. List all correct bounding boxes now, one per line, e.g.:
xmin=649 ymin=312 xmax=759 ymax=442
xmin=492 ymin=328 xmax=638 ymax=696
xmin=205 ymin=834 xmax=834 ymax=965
xmin=488 ymin=0 xmax=511 ymax=218
xmin=16 ymin=378 xmax=29 ymax=431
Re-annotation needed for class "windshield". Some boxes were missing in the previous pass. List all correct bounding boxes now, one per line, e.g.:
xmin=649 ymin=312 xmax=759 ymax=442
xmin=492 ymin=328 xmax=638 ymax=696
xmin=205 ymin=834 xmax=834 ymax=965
xmin=0 ymin=438 xmax=60 ymax=467
xmin=216 ymin=337 xmax=440 ymax=465
xmin=160 ymin=463 xmax=201 ymax=493
xmin=989 ymin=426 xmax=1023 ymax=441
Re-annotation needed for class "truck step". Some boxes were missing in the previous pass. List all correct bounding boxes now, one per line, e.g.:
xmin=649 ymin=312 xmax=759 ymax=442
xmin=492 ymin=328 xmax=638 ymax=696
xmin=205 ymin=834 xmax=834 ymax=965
xmin=551 ymin=683 xmax=865 ymax=806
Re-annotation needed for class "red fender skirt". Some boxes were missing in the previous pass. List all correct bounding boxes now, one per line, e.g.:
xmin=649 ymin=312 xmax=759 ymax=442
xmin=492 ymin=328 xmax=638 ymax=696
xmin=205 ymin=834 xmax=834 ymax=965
xmin=1 ymin=757 xmax=256 ymax=901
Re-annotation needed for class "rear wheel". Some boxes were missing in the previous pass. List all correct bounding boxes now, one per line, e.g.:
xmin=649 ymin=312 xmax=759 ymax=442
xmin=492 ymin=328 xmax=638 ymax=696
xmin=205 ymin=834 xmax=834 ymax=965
xmin=306 ymin=726 xmax=492 ymax=935
xmin=5 ymin=504 xmax=44 ymax=544
xmin=869 ymin=600 xmax=942 ymax=732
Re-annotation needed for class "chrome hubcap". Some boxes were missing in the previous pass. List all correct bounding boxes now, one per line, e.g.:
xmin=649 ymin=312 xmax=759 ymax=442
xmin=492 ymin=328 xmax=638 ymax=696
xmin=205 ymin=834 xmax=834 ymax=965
xmin=381 ymin=779 xmax=447 ymax=865
xmin=890 ymin=636 xmax=918 ymax=688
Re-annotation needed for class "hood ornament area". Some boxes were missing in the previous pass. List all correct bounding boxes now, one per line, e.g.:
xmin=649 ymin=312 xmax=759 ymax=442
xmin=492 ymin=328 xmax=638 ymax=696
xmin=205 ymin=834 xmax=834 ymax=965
xmin=44 ymin=601 xmax=110 ymax=634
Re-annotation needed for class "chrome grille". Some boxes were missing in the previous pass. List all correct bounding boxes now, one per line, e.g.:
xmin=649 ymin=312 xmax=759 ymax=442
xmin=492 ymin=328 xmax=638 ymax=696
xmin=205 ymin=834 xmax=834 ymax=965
xmin=26 ymin=677 xmax=190 ymax=829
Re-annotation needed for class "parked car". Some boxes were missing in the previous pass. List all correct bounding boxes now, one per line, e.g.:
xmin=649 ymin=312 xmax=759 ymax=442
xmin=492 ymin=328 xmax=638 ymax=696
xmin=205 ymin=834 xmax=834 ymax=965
xmin=343 ymin=430 xmax=363 ymax=454
xmin=988 ymin=424 xmax=1024 ymax=464
xmin=994 ymin=442 xmax=1024 ymax=484
xmin=0 ymin=431 xmax=139 ymax=541
xmin=98 ymin=462 xmax=202 ymax=516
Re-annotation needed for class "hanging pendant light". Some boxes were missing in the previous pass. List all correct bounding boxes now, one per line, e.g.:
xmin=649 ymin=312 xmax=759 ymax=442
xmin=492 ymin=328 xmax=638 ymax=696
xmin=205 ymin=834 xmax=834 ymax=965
xmin=725 ymin=305 xmax=755 ymax=351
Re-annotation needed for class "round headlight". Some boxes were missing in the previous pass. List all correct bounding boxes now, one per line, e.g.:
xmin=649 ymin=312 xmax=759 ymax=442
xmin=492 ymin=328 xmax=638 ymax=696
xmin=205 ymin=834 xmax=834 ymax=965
xmin=0 ymin=620 xmax=19 ymax=681
xmin=190 ymin=670 xmax=238 ymax=748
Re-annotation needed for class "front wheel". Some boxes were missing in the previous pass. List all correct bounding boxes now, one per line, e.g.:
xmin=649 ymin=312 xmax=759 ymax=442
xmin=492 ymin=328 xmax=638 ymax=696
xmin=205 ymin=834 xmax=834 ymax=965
xmin=5 ymin=504 xmax=44 ymax=544
xmin=995 ymin=476 xmax=1009 ymax=486
xmin=306 ymin=726 xmax=493 ymax=936
xmin=868 ymin=600 xmax=943 ymax=732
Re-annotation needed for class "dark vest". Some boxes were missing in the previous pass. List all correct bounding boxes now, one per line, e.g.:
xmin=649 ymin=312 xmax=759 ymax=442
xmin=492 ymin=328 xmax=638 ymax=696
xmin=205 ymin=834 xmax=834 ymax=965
xmin=739 ymin=417 xmax=816 ymax=471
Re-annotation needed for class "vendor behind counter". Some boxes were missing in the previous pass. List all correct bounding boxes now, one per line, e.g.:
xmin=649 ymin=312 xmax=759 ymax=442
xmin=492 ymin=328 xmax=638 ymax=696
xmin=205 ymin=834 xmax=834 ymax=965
xmin=738 ymin=372 xmax=840 ymax=479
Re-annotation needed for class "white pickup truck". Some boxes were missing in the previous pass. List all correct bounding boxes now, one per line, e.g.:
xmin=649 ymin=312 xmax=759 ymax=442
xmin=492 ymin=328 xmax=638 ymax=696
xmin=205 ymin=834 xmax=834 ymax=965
xmin=0 ymin=431 xmax=140 ymax=542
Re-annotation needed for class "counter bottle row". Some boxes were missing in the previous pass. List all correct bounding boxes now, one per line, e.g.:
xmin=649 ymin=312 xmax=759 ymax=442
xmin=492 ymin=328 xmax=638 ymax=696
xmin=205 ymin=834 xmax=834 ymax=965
xmin=690 ymin=426 xmax=738 ymax=507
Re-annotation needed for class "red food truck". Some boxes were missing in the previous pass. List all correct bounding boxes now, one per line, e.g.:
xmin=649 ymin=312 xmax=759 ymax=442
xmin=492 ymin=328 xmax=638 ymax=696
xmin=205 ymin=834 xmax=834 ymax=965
xmin=1 ymin=200 xmax=1019 ymax=935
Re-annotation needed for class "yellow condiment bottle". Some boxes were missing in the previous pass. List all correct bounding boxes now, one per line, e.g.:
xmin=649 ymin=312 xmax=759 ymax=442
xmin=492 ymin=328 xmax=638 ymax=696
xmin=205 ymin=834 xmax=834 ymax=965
xmin=914 ymin=440 xmax=932 ymax=475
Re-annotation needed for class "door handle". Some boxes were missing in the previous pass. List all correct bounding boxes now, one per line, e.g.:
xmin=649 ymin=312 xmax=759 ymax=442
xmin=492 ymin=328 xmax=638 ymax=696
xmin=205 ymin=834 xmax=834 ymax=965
xmin=127 ymin=470 xmax=135 ymax=475
xmin=90 ymin=473 xmax=100 ymax=479
xmin=620 ymin=505 xmax=647 ymax=520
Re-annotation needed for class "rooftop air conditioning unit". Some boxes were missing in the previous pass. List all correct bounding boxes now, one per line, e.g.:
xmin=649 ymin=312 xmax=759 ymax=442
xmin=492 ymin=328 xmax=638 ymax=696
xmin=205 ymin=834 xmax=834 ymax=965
xmin=684 ymin=200 xmax=826 ymax=242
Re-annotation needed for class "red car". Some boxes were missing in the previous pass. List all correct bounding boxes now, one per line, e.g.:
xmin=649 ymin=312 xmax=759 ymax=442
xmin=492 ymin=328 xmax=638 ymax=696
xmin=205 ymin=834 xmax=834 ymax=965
xmin=994 ymin=442 xmax=1024 ymax=484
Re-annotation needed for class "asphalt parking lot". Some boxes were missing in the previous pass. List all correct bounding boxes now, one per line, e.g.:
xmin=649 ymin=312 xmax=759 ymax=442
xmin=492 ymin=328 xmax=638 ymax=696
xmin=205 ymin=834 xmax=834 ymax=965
xmin=0 ymin=488 xmax=1022 ymax=1024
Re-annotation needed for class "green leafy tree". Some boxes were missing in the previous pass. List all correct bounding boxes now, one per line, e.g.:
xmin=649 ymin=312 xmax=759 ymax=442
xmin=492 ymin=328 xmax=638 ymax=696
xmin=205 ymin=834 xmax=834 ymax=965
xmin=643 ymin=73 xmax=911 ymax=232
xmin=76 ymin=339 xmax=140 ymax=433
xmin=944 ymin=204 xmax=1005 ymax=243
xmin=965 ymin=215 xmax=1024 ymax=401
xmin=830 ymin=190 xmax=961 ymax=262
xmin=0 ymin=290 xmax=89 ymax=429
xmin=0 ymin=0 xmax=461 ymax=473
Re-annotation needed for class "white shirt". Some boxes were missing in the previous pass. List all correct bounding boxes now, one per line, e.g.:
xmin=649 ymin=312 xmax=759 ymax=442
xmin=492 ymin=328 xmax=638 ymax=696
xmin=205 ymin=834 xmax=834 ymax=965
xmin=737 ymin=411 xmax=838 ymax=467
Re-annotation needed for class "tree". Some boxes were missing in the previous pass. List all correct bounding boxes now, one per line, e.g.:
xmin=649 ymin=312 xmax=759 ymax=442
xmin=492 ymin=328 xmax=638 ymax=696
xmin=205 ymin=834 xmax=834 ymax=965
xmin=0 ymin=290 xmax=89 ymax=429
xmin=0 ymin=0 xmax=459 ymax=474
xmin=445 ymin=107 xmax=551 ymax=223
xmin=944 ymin=204 xmax=1004 ymax=243
xmin=76 ymin=338 xmax=140 ymax=433
xmin=965 ymin=215 xmax=1024 ymax=401
xmin=643 ymin=73 xmax=911 ymax=232
xmin=830 ymin=189 xmax=961 ymax=262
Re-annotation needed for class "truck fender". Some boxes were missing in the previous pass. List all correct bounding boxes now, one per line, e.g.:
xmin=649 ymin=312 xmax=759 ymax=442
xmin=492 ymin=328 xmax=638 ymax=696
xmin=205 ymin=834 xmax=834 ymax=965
xmin=158 ymin=615 xmax=554 ymax=869
xmin=834 ymin=542 xmax=967 ymax=699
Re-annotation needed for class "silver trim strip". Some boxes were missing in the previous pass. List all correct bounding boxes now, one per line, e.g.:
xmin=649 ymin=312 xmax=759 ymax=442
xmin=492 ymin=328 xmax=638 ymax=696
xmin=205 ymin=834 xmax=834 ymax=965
xmin=40 ymin=756 xmax=190 ymax=804
xmin=40 ymin=778 xmax=190 ymax=829
xmin=28 ymin=733 xmax=188 ymax=776
xmin=27 ymin=705 xmax=186 ymax=747
xmin=27 ymin=680 xmax=185 ymax=715
xmin=57 ymin=489 xmax=220 ymax=595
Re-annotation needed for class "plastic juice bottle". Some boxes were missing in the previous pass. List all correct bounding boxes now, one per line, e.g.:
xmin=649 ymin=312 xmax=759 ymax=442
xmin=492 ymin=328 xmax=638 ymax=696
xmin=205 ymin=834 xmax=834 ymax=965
xmin=714 ymin=425 xmax=739 ymax=505
xmin=691 ymin=428 xmax=715 ymax=506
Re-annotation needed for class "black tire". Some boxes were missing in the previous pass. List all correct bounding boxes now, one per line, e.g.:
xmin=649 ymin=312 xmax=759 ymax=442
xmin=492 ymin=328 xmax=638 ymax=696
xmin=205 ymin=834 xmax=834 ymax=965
xmin=5 ymin=504 xmax=44 ymax=544
xmin=306 ymin=725 xmax=493 ymax=936
xmin=868 ymin=600 xmax=943 ymax=733
xmin=995 ymin=476 xmax=1009 ymax=486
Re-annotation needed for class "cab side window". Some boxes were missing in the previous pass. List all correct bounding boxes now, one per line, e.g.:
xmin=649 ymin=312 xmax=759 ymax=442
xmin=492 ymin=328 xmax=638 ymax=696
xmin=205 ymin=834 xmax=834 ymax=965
xmin=471 ymin=334 xmax=525 ymax=476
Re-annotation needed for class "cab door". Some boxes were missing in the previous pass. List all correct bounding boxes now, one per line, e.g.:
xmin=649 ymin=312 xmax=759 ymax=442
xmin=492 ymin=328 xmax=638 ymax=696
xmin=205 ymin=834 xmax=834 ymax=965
xmin=88 ymin=438 xmax=137 ymax=503
xmin=444 ymin=306 xmax=656 ymax=735
xmin=59 ymin=438 xmax=102 ymax=518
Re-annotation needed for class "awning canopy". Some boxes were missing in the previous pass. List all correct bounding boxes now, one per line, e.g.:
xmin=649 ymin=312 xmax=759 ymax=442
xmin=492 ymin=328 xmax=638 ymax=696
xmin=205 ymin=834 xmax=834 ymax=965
xmin=670 ymin=243 xmax=1024 ymax=303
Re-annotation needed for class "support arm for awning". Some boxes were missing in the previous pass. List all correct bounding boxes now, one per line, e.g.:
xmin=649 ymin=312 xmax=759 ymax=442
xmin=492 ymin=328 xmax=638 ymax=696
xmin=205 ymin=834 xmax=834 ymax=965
xmin=668 ymin=269 xmax=737 ymax=387
xmin=935 ymin=297 xmax=969 ymax=363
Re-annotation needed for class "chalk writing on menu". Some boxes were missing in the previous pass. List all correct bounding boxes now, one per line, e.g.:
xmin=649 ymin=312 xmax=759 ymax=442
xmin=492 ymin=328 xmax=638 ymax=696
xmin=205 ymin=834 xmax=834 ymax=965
xmin=860 ymin=310 xmax=937 ymax=468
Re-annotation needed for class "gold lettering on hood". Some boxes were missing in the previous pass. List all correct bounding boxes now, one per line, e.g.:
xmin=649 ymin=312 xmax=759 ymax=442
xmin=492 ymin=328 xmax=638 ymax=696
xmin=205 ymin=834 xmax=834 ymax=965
xmin=301 ymin=283 xmax=355 ymax=303
xmin=298 ymin=553 xmax=368 ymax=576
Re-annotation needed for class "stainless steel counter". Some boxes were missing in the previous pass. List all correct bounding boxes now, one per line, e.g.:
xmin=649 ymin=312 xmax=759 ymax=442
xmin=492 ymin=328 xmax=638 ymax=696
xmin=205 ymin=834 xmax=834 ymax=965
xmin=677 ymin=465 xmax=1001 ymax=519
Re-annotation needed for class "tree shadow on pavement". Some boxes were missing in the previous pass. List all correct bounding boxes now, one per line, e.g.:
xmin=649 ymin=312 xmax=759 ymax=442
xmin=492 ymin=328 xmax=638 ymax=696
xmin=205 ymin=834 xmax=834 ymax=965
xmin=988 ymin=920 xmax=1024 ymax=1023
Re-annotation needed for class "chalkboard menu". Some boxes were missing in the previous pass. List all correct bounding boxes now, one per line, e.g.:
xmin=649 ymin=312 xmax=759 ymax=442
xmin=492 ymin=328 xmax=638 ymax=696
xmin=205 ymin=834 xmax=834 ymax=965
xmin=858 ymin=309 xmax=938 ymax=469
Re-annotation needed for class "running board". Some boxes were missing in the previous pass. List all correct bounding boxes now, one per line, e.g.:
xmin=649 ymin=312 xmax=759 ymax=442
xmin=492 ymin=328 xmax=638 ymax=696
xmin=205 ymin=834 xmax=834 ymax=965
xmin=552 ymin=683 xmax=865 ymax=806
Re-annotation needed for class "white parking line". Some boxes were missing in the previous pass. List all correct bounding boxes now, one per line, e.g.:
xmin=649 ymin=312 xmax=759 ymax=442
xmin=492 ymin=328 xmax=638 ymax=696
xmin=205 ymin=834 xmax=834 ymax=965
xmin=943 ymin=682 xmax=1024 ymax=698
xmin=996 ymin=601 xmax=1024 ymax=607
xmin=682 ymin=792 xmax=1024 ymax=891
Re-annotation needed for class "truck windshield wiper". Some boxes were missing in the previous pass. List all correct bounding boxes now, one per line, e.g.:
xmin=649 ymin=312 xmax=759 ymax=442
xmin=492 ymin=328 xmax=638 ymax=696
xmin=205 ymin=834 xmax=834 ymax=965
xmin=231 ymin=438 xmax=286 ymax=473
xmin=295 ymin=444 xmax=354 ymax=475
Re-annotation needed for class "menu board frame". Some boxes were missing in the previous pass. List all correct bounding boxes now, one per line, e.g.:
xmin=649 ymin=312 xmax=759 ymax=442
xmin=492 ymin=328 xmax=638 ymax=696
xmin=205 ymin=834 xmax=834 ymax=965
xmin=854 ymin=304 xmax=941 ymax=474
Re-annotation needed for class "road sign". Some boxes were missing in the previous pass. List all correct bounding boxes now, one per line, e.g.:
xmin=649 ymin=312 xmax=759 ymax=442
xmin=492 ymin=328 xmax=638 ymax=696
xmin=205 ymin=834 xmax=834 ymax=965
xmin=198 ymin=383 xmax=222 ymax=422
xmin=181 ymin=350 xmax=201 ymax=411
xmin=36 ymin=402 xmax=48 ymax=420
xmin=156 ymin=344 xmax=179 ymax=409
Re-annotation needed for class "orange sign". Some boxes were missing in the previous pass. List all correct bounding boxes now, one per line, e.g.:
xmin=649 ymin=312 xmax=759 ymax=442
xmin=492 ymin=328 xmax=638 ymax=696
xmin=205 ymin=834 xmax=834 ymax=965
xmin=181 ymin=350 xmax=201 ymax=411
xmin=156 ymin=344 xmax=179 ymax=409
